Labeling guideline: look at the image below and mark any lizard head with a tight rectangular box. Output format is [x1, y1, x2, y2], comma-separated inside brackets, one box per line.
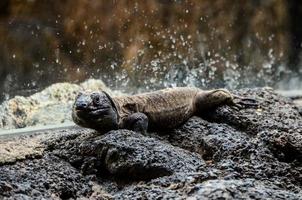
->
[72, 91, 119, 132]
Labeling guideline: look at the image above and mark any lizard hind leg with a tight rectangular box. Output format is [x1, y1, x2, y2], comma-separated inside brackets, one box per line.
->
[193, 89, 235, 113]
[194, 89, 259, 114]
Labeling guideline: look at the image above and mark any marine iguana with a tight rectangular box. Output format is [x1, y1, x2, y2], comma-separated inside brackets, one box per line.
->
[72, 87, 258, 133]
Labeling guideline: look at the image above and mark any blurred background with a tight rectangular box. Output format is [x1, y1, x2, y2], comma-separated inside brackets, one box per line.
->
[0, 0, 302, 102]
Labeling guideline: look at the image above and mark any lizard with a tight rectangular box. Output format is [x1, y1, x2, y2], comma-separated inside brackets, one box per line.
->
[72, 87, 258, 133]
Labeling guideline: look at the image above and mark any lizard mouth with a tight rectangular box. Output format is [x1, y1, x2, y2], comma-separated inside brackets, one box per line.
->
[89, 108, 110, 115]
[75, 107, 110, 117]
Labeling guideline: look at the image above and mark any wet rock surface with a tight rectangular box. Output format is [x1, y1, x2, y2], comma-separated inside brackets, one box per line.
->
[1, 88, 302, 199]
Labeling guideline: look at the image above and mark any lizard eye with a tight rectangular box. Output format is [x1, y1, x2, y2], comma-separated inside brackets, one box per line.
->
[93, 95, 100, 105]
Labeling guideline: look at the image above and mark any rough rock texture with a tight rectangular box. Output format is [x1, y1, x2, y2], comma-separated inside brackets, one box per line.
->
[0, 79, 123, 129]
[0, 133, 44, 165]
[1, 88, 302, 199]
[0, 155, 93, 200]
[50, 130, 204, 180]
[116, 178, 301, 200]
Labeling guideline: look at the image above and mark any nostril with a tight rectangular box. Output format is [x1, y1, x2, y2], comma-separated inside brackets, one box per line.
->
[76, 101, 88, 110]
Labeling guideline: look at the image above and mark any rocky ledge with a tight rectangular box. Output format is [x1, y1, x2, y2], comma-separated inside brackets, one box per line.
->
[0, 88, 302, 199]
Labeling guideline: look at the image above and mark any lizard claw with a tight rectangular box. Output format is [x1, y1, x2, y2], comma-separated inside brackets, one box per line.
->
[231, 95, 259, 109]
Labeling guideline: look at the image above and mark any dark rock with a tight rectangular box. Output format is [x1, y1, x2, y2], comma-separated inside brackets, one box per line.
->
[203, 88, 302, 164]
[0, 154, 93, 199]
[1, 88, 302, 199]
[259, 130, 302, 163]
[204, 88, 302, 133]
[156, 117, 254, 161]
[154, 88, 302, 192]
[186, 179, 302, 200]
[115, 185, 182, 199]
[115, 178, 302, 200]
[50, 130, 205, 181]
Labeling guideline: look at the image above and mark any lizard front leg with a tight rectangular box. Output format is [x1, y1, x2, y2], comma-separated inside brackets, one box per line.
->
[121, 112, 149, 134]
[193, 89, 258, 113]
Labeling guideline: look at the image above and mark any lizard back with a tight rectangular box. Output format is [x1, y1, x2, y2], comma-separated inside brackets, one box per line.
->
[113, 87, 201, 129]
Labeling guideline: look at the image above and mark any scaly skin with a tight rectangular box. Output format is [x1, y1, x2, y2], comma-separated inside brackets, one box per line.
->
[72, 87, 258, 133]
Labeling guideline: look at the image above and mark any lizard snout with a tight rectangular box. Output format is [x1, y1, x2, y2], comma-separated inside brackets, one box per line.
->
[75, 100, 89, 111]
[74, 93, 94, 111]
